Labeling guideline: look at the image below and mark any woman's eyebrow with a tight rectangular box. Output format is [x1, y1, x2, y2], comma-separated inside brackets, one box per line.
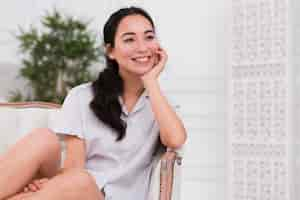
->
[144, 30, 154, 34]
[121, 32, 135, 37]
[121, 30, 154, 37]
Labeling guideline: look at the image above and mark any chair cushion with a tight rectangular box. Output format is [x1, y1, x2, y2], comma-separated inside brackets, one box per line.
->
[0, 107, 57, 154]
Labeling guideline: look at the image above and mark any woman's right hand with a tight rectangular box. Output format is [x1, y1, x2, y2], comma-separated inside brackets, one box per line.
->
[23, 178, 49, 192]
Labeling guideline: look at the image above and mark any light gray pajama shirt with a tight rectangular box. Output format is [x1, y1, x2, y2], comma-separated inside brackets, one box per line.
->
[50, 82, 178, 200]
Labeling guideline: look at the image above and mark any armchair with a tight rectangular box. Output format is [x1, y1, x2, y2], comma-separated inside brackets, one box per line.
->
[0, 102, 183, 200]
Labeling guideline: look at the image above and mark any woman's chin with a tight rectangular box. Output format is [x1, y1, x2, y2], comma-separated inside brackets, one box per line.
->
[134, 65, 153, 74]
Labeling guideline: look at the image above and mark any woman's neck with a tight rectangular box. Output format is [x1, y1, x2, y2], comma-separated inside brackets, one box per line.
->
[123, 80, 144, 99]
[119, 70, 144, 98]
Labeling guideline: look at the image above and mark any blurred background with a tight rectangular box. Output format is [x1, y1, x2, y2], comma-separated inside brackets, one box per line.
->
[0, 0, 227, 199]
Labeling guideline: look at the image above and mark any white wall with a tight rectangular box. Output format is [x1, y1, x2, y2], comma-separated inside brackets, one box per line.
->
[142, 1, 227, 199]
[0, 1, 227, 199]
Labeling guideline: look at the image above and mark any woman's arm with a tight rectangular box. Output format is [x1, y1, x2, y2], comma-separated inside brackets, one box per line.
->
[145, 80, 187, 149]
[142, 47, 187, 149]
[58, 135, 86, 173]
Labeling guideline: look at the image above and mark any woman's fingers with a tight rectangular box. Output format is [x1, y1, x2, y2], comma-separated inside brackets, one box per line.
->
[23, 187, 29, 192]
[23, 178, 50, 193]
[39, 178, 49, 184]
[33, 180, 43, 190]
[28, 183, 38, 192]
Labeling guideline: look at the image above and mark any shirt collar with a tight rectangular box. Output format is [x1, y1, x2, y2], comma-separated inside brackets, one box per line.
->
[118, 89, 149, 116]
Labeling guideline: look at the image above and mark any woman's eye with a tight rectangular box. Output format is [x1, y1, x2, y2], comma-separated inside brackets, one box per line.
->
[124, 38, 134, 43]
[146, 35, 155, 40]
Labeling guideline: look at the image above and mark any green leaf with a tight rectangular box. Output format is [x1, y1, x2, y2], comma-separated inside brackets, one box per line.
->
[13, 8, 104, 103]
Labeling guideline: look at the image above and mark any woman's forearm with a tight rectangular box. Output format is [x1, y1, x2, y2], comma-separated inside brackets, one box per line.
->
[145, 80, 187, 149]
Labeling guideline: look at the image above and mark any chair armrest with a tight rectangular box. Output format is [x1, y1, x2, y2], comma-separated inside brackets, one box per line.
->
[159, 149, 182, 200]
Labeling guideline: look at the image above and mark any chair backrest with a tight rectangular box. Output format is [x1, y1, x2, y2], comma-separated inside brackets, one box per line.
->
[0, 102, 60, 154]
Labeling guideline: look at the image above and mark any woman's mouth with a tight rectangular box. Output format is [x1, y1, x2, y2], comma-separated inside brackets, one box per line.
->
[132, 56, 151, 63]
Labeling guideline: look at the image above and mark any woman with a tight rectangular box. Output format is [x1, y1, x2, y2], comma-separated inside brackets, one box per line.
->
[0, 6, 187, 200]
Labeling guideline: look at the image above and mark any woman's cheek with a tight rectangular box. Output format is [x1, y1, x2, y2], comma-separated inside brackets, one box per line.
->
[120, 45, 134, 55]
[149, 40, 160, 50]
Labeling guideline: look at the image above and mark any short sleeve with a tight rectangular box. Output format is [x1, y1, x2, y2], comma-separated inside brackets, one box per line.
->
[50, 88, 85, 139]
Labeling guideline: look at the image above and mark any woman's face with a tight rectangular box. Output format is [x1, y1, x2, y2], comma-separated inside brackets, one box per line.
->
[107, 14, 160, 78]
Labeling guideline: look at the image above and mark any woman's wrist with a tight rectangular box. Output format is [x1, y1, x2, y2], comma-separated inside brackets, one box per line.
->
[142, 78, 159, 90]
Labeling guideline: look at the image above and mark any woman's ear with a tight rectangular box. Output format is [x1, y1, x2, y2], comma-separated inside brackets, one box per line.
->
[109, 54, 115, 60]
[105, 44, 114, 60]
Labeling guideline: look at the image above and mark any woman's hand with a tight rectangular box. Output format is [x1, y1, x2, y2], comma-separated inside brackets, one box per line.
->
[141, 47, 168, 87]
[23, 178, 49, 193]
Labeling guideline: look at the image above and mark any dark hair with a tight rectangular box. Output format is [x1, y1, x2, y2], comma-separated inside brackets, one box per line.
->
[90, 7, 155, 141]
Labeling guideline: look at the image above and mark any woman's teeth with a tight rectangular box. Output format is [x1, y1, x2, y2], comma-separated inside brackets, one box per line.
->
[133, 56, 150, 63]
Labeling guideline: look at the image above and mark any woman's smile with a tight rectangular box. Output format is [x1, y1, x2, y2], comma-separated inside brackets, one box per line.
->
[131, 55, 152, 64]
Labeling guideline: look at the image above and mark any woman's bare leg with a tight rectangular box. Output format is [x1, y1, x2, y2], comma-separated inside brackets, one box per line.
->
[0, 128, 61, 199]
[6, 168, 105, 200]
[4, 192, 36, 200]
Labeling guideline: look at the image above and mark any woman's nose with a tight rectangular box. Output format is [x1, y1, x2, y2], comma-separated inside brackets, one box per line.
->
[136, 40, 148, 52]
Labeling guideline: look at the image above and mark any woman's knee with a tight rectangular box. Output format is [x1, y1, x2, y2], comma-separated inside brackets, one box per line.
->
[28, 128, 61, 155]
[58, 168, 102, 199]
[64, 168, 97, 189]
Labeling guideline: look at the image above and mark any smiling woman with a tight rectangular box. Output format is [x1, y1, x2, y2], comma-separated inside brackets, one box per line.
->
[105, 14, 160, 77]
[0, 6, 186, 200]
